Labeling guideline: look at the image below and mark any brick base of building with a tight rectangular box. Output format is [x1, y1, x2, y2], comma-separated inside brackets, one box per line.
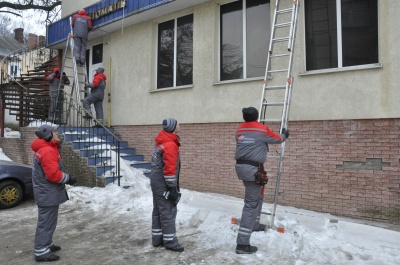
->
[0, 127, 100, 188]
[1, 119, 399, 223]
[114, 119, 400, 224]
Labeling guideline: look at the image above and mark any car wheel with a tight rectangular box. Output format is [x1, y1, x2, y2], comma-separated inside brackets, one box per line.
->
[0, 180, 23, 209]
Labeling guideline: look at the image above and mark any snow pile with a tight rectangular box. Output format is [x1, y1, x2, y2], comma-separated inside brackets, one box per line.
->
[62, 165, 400, 265]
[1, 137, 399, 264]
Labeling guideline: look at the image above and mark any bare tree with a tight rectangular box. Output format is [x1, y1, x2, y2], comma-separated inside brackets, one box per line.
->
[0, 14, 15, 36]
[0, 0, 61, 24]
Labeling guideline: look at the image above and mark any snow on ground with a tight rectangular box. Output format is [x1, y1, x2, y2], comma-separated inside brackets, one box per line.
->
[0, 145, 399, 264]
[64, 168, 400, 265]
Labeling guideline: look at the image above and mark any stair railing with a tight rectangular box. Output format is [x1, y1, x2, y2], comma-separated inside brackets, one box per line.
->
[3, 78, 123, 186]
[56, 88, 122, 186]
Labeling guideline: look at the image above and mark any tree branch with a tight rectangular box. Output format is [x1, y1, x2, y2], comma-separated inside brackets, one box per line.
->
[0, 10, 22, 17]
[0, 1, 61, 12]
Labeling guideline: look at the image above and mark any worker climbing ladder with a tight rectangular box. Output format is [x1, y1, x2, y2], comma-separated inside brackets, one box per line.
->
[259, 0, 300, 229]
[55, 17, 90, 126]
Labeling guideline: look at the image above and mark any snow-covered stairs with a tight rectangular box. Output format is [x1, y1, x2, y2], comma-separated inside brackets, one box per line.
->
[59, 126, 151, 185]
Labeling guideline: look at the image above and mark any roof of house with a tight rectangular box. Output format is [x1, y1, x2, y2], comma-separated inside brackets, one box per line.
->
[0, 35, 26, 58]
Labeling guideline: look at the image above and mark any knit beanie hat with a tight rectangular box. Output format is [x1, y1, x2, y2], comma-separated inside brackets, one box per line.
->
[35, 124, 57, 142]
[242, 107, 259, 122]
[96, 67, 105, 73]
[162, 118, 177, 133]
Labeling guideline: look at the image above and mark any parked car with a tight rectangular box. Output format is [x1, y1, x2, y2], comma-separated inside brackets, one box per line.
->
[0, 160, 33, 209]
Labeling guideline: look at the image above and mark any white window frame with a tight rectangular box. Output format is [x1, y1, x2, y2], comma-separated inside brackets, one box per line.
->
[218, 0, 271, 82]
[303, 0, 380, 74]
[155, 14, 194, 89]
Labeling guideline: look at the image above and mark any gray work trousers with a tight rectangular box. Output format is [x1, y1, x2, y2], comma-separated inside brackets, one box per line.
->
[151, 194, 179, 248]
[236, 181, 264, 245]
[34, 205, 59, 259]
[73, 37, 87, 64]
[48, 89, 64, 122]
[82, 87, 104, 124]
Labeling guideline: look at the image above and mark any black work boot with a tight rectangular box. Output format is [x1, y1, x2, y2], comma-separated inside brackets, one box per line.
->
[165, 244, 184, 252]
[152, 242, 164, 247]
[236, 244, 258, 254]
[49, 245, 61, 252]
[35, 253, 60, 262]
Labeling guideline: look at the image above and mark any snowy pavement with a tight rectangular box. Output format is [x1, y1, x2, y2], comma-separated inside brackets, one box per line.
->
[0, 149, 399, 264]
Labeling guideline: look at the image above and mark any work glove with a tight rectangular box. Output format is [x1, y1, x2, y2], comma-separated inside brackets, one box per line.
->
[55, 70, 60, 75]
[163, 187, 181, 205]
[281, 128, 289, 139]
[67, 175, 77, 186]
[62, 72, 66, 76]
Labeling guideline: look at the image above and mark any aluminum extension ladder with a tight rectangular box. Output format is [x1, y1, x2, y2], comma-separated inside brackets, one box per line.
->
[57, 17, 90, 125]
[258, 0, 300, 229]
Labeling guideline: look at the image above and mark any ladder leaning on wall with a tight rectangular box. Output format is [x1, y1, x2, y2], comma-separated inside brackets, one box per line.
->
[259, 0, 300, 229]
[55, 17, 90, 126]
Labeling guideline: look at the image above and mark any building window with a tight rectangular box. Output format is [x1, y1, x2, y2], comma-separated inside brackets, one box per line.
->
[220, 0, 270, 81]
[92, 43, 103, 65]
[305, 0, 378, 71]
[157, 14, 193, 89]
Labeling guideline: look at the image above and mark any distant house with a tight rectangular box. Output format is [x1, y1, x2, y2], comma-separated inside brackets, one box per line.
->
[0, 28, 49, 125]
[0, 28, 26, 82]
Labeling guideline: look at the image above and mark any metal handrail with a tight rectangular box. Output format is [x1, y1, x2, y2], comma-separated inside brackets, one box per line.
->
[4, 77, 123, 186]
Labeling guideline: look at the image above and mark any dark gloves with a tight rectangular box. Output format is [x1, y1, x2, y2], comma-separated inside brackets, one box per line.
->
[67, 175, 77, 186]
[281, 128, 289, 139]
[62, 72, 66, 76]
[55, 70, 60, 75]
[163, 187, 181, 205]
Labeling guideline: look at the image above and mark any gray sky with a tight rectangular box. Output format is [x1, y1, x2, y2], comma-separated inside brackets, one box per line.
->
[5, 8, 57, 36]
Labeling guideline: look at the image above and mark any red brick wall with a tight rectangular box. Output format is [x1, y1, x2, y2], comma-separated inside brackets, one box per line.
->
[1, 120, 398, 223]
[115, 119, 400, 223]
[0, 127, 100, 187]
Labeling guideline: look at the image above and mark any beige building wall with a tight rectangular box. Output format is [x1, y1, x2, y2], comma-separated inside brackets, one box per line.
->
[63, 0, 400, 126]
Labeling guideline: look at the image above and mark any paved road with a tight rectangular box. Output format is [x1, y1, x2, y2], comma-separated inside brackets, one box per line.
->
[0, 199, 210, 265]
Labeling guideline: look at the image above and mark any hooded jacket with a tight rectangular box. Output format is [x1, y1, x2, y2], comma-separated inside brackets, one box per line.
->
[150, 130, 181, 196]
[235, 121, 286, 181]
[31, 138, 71, 207]
[87, 72, 107, 91]
[71, 10, 93, 39]
[46, 67, 70, 92]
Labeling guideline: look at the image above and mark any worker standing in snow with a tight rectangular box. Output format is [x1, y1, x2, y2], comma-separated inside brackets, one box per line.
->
[150, 118, 184, 252]
[31, 124, 77, 262]
[234, 107, 288, 254]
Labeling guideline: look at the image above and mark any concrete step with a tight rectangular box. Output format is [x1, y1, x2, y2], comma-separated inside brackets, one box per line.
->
[130, 161, 151, 170]
[87, 156, 111, 166]
[58, 126, 115, 135]
[120, 154, 144, 162]
[80, 148, 136, 157]
[71, 140, 128, 150]
[64, 133, 121, 142]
